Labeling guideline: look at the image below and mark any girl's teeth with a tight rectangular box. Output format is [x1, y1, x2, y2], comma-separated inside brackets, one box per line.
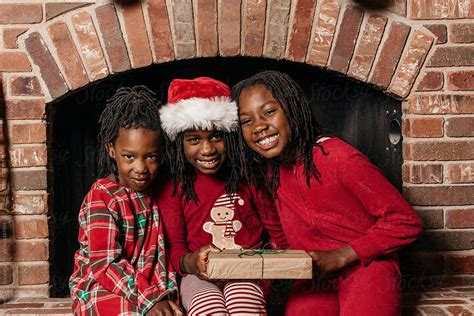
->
[199, 159, 216, 165]
[258, 135, 278, 145]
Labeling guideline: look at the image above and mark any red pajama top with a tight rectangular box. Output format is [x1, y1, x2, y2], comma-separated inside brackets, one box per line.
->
[276, 138, 423, 266]
[157, 172, 288, 275]
[69, 178, 178, 315]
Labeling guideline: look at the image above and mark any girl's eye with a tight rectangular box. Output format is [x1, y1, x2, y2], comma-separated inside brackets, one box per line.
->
[211, 133, 223, 141]
[240, 119, 251, 126]
[123, 154, 133, 160]
[147, 154, 159, 161]
[186, 137, 199, 144]
[264, 109, 276, 116]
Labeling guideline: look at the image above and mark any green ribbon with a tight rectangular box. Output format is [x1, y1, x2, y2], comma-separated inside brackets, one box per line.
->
[237, 244, 287, 279]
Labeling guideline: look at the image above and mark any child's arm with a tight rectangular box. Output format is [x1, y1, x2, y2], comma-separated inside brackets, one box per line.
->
[337, 151, 423, 267]
[249, 186, 289, 249]
[146, 300, 182, 316]
[83, 189, 175, 314]
[180, 244, 219, 279]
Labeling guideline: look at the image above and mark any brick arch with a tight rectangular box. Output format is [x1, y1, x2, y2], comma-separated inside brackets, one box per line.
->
[18, 0, 435, 103]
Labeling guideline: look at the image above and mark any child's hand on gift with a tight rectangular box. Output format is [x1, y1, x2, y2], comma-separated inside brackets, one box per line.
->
[307, 245, 359, 276]
[146, 299, 182, 316]
[181, 244, 220, 279]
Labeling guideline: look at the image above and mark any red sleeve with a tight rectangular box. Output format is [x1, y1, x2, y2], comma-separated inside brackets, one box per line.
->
[339, 152, 423, 266]
[84, 189, 168, 312]
[249, 185, 289, 250]
[158, 181, 190, 275]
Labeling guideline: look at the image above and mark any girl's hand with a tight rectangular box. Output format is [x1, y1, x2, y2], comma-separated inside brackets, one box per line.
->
[146, 300, 182, 316]
[181, 244, 220, 279]
[307, 245, 359, 276]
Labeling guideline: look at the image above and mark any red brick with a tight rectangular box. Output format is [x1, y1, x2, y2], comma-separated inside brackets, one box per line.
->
[218, 0, 241, 57]
[0, 4, 42, 24]
[409, 0, 474, 19]
[388, 30, 434, 98]
[414, 208, 443, 229]
[387, 0, 407, 16]
[14, 216, 48, 239]
[5, 99, 45, 120]
[0, 52, 31, 72]
[416, 71, 443, 91]
[403, 186, 474, 206]
[96, 4, 131, 73]
[328, 6, 363, 73]
[447, 255, 474, 274]
[446, 117, 474, 137]
[11, 169, 47, 191]
[369, 22, 410, 89]
[404, 140, 474, 161]
[348, 13, 387, 82]
[14, 240, 48, 261]
[424, 24, 447, 44]
[12, 193, 48, 215]
[446, 208, 474, 228]
[9, 145, 47, 168]
[286, 0, 317, 62]
[402, 163, 443, 184]
[45, 2, 91, 21]
[10, 76, 43, 97]
[120, 2, 153, 68]
[447, 306, 474, 315]
[446, 163, 474, 184]
[0, 240, 13, 262]
[9, 122, 46, 144]
[306, 0, 341, 67]
[167, 0, 195, 59]
[48, 21, 89, 90]
[194, 0, 218, 57]
[3, 27, 28, 49]
[71, 11, 109, 81]
[263, 0, 291, 59]
[241, 0, 266, 57]
[24, 32, 69, 100]
[145, 0, 175, 62]
[450, 23, 474, 44]
[428, 47, 474, 67]
[402, 117, 443, 138]
[18, 263, 49, 285]
[407, 95, 474, 114]
[448, 70, 474, 90]
[0, 265, 12, 285]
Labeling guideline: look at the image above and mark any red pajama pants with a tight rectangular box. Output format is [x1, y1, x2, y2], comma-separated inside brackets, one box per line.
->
[285, 258, 401, 316]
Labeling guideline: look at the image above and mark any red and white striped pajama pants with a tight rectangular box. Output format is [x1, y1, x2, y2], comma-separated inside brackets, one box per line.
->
[180, 274, 266, 315]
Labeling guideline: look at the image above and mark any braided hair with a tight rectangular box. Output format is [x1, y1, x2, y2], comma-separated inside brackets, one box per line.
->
[163, 131, 242, 203]
[232, 70, 330, 195]
[97, 86, 162, 178]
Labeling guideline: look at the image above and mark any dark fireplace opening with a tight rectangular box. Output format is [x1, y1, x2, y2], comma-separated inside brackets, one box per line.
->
[48, 57, 402, 297]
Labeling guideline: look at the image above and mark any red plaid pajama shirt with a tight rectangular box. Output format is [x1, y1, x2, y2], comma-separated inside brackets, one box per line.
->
[69, 178, 178, 315]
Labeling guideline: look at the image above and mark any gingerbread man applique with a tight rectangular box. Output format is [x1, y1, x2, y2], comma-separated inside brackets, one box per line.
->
[203, 193, 244, 250]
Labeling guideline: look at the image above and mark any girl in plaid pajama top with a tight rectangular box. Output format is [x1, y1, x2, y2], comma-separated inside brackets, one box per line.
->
[69, 87, 181, 316]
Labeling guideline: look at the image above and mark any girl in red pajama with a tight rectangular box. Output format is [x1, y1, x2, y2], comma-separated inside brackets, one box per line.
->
[157, 77, 288, 315]
[233, 71, 423, 316]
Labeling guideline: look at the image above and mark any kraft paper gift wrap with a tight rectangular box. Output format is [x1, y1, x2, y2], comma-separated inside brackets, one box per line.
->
[207, 249, 312, 279]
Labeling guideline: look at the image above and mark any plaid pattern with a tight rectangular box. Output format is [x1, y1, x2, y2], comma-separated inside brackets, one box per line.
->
[69, 178, 177, 315]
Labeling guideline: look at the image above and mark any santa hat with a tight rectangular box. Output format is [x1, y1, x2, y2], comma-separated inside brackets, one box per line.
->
[159, 77, 238, 140]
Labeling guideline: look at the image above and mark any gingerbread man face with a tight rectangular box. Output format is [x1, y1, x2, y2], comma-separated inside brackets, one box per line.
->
[210, 206, 235, 222]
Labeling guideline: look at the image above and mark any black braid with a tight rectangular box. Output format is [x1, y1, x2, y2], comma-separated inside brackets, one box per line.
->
[98, 86, 162, 178]
[232, 71, 330, 196]
[164, 131, 242, 203]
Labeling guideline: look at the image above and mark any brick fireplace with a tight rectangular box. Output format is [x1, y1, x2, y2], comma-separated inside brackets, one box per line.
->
[0, 0, 473, 313]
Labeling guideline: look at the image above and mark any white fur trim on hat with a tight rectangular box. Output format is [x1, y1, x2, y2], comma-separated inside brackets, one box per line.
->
[159, 96, 238, 140]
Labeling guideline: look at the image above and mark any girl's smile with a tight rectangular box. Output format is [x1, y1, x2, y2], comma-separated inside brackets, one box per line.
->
[183, 129, 225, 174]
[238, 85, 291, 159]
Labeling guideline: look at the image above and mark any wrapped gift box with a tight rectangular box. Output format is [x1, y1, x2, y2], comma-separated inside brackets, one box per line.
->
[207, 249, 312, 279]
